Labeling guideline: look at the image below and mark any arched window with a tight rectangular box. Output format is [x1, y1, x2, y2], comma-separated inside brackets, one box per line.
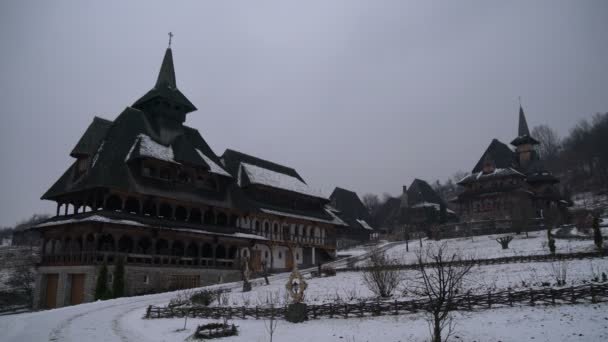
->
[228, 246, 238, 259]
[142, 199, 157, 217]
[273, 223, 279, 237]
[202, 243, 213, 258]
[97, 234, 115, 252]
[105, 195, 122, 211]
[175, 206, 188, 221]
[255, 220, 260, 233]
[217, 213, 228, 226]
[186, 242, 198, 258]
[155, 239, 169, 255]
[159, 203, 173, 219]
[189, 208, 202, 223]
[204, 210, 215, 224]
[118, 235, 134, 253]
[171, 241, 184, 256]
[215, 245, 226, 259]
[137, 237, 152, 254]
[124, 197, 140, 214]
[264, 222, 270, 236]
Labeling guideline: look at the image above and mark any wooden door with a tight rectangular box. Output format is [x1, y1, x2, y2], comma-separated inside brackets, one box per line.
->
[45, 274, 59, 309]
[251, 250, 262, 272]
[285, 249, 294, 270]
[70, 274, 86, 305]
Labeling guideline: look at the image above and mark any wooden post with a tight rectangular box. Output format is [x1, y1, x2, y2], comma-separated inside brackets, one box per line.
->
[488, 291, 492, 308]
[508, 290, 513, 306]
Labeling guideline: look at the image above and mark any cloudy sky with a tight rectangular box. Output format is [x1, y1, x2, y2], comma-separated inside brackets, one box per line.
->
[0, 1, 607, 226]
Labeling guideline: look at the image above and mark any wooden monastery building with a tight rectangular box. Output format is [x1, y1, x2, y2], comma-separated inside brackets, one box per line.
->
[328, 187, 378, 248]
[449, 106, 565, 235]
[31, 45, 346, 309]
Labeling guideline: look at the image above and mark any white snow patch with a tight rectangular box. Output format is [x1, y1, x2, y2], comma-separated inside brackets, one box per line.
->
[239, 162, 325, 199]
[195, 149, 231, 177]
[125, 134, 178, 164]
[356, 219, 374, 230]
[259, 208, 347, 226]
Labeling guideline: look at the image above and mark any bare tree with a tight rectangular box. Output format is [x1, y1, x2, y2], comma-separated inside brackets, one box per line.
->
[532, 125, 561, 161]
[496, 236, 513, 249]
[361, 193, 380, 216]
[411, 243, 473, 342]
[362, 250, 401, 298]
[263, 292, 279, 342]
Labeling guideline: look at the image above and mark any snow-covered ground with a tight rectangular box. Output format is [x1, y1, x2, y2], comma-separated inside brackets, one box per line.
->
[3, 291, 605, 342]
[2, 237, 607, 341]
[377, 230, 605, 266]
[125, 303, 608, 342]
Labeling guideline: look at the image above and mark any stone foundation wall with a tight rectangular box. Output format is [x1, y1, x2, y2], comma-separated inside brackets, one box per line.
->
[34, 265, 241, 309]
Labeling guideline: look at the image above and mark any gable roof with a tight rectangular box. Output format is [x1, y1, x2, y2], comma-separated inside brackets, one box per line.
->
[407, 179, 445, 207]
[70, 117, 112, 157]
[472, 139, 517, 173]
[329, 187, 369, 221]
[221, 149, 304, 181]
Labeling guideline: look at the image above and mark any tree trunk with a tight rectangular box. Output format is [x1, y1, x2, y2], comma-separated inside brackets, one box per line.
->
[433, 316, 442, 342]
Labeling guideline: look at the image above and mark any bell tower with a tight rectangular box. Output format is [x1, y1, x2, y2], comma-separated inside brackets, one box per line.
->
[510, 105, 539, 169]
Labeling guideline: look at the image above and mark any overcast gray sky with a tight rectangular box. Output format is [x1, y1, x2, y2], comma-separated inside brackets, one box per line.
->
[0, 0, 607, 227]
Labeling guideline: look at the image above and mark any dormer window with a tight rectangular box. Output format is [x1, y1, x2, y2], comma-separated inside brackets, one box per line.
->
[142, 165, 156, 177]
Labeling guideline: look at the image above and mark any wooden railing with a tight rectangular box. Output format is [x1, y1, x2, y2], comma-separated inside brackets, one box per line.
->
[41, 252, 238, 269]
[145, 283, 608, 320]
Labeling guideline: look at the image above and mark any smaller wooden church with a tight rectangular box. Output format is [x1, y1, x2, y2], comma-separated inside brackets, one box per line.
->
[31, 44, 346, 309]
[452, 106, 564, 230]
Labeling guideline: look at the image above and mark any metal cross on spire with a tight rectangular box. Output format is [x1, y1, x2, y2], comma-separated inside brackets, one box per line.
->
[168, 32, 173, 48]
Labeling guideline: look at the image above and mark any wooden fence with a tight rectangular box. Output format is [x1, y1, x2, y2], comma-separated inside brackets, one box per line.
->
[338, 250, 608, 273]
[145, 283, 608, 321]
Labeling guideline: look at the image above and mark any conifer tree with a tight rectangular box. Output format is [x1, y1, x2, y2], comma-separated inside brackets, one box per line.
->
[95, 260, 111, 300]
[113, 257, 125, 298]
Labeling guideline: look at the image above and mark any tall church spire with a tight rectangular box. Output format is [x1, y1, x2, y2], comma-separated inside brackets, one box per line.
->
[518, 105, 531, 137]
[511, 104, 538, 147]
[155, 48, 177, 89]
[132, 40, 197, 120]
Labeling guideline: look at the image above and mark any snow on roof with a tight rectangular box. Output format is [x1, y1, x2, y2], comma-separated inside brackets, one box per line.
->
[34, 215, 268, 241]
[259, 208, 348, 226]
[411, 202, 441, 210]
[459, 168, 524, 183]
[240, 162, 326, 199]
[356, 219, 374, 230]
[410, 202, 456, 214]
[125, 134, 179, 164]
[196, 149, 231, 177]
[91, 141, 105, 168]
[34, 215, 146, 228]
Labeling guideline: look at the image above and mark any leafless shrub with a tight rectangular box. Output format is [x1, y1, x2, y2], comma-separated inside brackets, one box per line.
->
[411, 243, 473, 342]
[496, 236, 513, 249]
[362, 250, 401, 298]
[343, 285, 361, 302]
[263, 292, 279, 342]
[551, 260, 568, 286]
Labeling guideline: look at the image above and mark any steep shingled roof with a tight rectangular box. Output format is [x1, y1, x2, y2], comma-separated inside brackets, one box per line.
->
[472, 139, 518, 173]
[132, 48, 196, 114]
[407, 179, 445, 207]
[70, 117, 112, 157]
